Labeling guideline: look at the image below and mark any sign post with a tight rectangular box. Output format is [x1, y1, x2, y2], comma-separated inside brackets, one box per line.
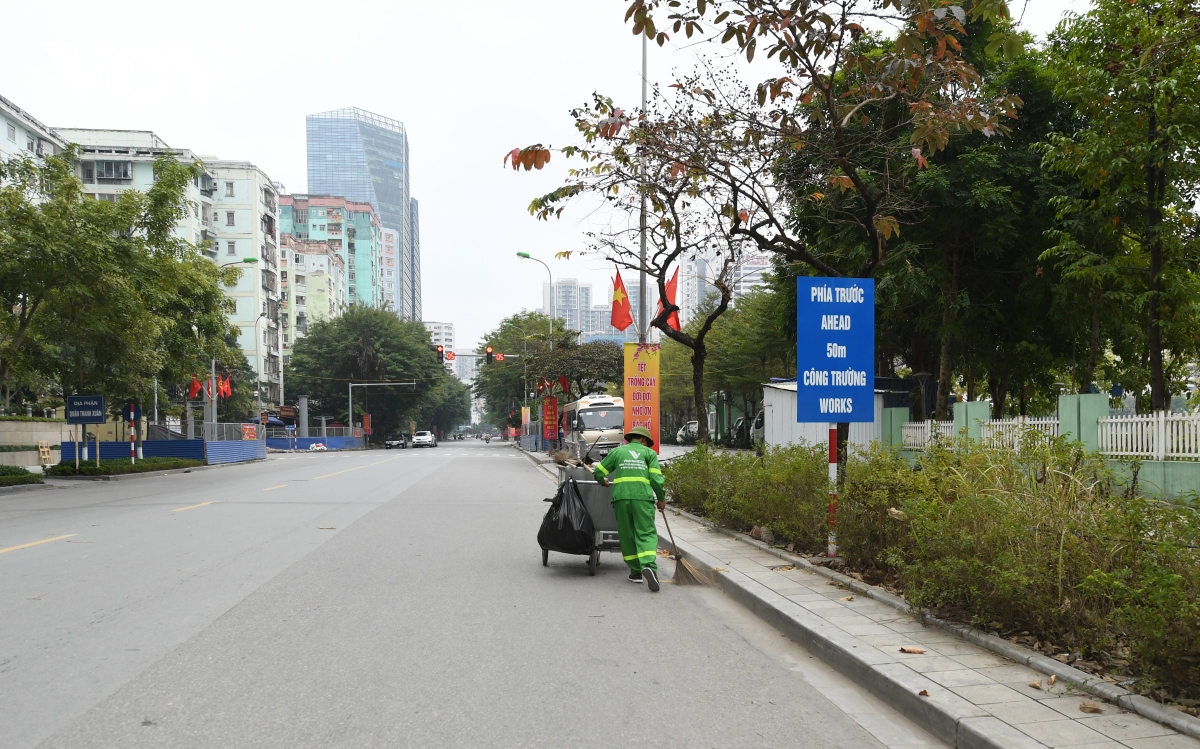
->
[66, 396, 106, 473]
[796, 278, 875, 557]
[542, 397, 558, 448]
[623, 343, 661, 453]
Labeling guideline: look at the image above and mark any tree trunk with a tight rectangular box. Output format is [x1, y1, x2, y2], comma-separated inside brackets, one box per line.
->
[935, 246, 959, 420]
[691, 345, 708, 444]
[1085, 292, 1100, 390]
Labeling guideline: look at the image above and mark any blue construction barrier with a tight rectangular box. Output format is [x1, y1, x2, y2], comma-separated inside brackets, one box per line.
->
[205, 440, 266, 464]
[61, 440, 206, 462]
[265, 436, 364, 451]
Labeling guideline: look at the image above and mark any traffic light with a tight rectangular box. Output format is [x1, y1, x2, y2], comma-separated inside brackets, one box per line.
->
[436, 345, 444, 363]
[486, 345, 494, 364]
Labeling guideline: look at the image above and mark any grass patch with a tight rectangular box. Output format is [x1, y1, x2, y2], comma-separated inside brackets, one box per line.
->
[664, 438, 1200, 701]
[0, 465, 43, 486]
[45, 457, 203, 477]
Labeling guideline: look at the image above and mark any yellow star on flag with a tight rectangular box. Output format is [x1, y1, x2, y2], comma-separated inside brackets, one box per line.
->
[613, 286, 627, 305]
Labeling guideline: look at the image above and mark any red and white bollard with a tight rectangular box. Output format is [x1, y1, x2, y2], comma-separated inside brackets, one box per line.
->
[828, 423, 838, 558]
[129, 404, 136, 465]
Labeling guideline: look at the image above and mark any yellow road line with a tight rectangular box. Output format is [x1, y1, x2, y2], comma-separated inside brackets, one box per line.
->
[172, 501, 213, 513]
[313, 455, 402, 481]
[263, 484, 286, 491]
[0, 534, 77, 555]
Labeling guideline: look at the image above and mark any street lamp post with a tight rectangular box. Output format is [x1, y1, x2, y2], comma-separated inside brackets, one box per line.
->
[516, 252, 553, 350]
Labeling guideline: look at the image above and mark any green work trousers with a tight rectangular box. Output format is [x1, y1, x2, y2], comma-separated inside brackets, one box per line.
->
[614, 499, 658, 573]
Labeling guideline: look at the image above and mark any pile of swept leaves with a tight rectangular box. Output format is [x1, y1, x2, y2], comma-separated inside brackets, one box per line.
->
[664, 438, 1200, 701]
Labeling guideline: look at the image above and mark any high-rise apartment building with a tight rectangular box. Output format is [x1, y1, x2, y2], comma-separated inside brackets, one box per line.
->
[279, 195, 383, 309]
[50, 128, 285, 405]
[423, 322, 455, 372]
[280, 235, 347, 366]
[732, 252, 772, 301]
[306, 107, 421, 319]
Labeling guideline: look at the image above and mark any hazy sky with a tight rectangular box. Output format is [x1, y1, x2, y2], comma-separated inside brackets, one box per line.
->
[3, 0, 1088, 350]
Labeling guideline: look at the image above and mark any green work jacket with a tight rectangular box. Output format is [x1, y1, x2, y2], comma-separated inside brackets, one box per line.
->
[592, 441, 665, 503]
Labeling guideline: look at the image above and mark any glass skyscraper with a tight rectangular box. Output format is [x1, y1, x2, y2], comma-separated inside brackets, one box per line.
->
[307, 107, 421, 319]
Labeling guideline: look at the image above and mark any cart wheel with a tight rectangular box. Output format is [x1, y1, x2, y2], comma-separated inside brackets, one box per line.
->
[542, 548, 549, 567]
[587, 551, 598, 576]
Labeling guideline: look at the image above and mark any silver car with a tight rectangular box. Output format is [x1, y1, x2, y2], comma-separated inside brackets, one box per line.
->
[411, 430, 438, 448]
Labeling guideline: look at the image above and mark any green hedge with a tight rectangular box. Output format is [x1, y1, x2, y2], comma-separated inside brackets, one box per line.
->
[0, 465, 43, 486]
[0, 444, 60, 452]
[664, 439, 1200, 697]
[0, 415, 64, 422]
[45, 457, 203, 477]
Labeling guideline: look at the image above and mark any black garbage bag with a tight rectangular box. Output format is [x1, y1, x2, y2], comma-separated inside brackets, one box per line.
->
[538, 479, 595, 555]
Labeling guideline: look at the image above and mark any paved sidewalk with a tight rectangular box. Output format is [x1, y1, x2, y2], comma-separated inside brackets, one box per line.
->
[656, 511, 1200, 749]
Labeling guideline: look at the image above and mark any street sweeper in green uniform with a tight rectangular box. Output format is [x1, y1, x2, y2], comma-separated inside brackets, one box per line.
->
[587, 426, 665, 592]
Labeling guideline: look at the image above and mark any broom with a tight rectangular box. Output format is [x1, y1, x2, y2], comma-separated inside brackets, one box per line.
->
[659, 504, 710, 585]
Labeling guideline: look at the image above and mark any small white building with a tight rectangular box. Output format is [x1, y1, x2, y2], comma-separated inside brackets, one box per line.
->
[761, 381, 884, 449]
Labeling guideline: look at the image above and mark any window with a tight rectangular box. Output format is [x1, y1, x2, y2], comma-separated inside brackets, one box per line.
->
[281, 271, 287, 280]
[226, 241, 236, 255]
[225, 182, 235, 197]
[95, 161, 132, 183]
[226, 211, 235, 226]
[81, 162, 95, 183]
[6, 123, 14, 141]
[26, 136, 35, 151]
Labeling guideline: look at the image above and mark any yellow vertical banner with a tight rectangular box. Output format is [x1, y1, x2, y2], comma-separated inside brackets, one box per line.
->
[521, 407, 530, 425]
[623, 343, 661, 454]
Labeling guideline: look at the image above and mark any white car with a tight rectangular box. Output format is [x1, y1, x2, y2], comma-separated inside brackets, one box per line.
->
[411, 431, 438, 448]
[676, 421, 698, 443]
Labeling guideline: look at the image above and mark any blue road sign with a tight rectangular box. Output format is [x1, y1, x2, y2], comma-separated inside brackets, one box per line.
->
[65, 395, 106, 424]
[285, 424, 296, 431]
[796, 278, 875, 423]
[124, 401, 142, 422]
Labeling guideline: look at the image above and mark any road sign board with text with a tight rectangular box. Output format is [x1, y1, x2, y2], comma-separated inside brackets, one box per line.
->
[796, 278, 875, 423]
[66, 396, 106, 424]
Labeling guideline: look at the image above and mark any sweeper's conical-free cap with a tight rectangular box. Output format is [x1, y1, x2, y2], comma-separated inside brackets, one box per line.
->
[625, 426, 655, 447]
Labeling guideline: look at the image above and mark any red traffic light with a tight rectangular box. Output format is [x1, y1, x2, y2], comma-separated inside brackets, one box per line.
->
[436, 345, 444, 363]
[485, 345, 494, 364]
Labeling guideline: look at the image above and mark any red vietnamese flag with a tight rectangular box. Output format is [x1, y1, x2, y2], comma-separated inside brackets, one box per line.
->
[188, 377, 202, 400]
[655, 267, 681, 331]
[611, 270, 634, 331]
[558, 376, 570, 395]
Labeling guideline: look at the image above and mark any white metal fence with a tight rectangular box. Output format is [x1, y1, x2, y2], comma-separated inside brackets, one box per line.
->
[979, 416, 1060, 450]
[1098, 411, 1200, 461]
[901, 420, 954, 450]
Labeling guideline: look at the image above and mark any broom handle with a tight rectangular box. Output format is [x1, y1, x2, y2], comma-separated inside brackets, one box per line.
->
[659, 505, 681, 559]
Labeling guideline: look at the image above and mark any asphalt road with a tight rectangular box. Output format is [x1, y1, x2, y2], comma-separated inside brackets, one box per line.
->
[1, 441, 939, 748]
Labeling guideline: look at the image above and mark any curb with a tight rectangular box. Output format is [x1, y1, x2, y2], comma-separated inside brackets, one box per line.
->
[514, 446, 560, 482]
[670, 507, 1200, 742]
[657, 530, 1041, 749]
[0, 482, 55, 496]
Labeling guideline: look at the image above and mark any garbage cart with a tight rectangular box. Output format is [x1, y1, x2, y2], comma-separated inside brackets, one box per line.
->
[539, 464, 620, 575]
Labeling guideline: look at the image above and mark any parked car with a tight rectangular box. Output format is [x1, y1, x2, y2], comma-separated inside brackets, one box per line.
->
[676, 420, 699, 444]
[411, 430, 438, 448]
[750, 409, 765, 443]
[384, 434, 408, 449]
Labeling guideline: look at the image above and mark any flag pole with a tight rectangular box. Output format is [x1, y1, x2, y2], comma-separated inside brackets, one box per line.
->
[638, 31, 648, 345]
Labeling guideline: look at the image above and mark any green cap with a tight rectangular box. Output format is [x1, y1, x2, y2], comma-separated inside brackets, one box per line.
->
[625, 426, 655, 447]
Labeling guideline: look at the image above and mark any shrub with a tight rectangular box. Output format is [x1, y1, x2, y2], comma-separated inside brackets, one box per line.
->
[664, 435, 1200, 696]
[0, 465, 43, 486]
[45, 457, 203, 476]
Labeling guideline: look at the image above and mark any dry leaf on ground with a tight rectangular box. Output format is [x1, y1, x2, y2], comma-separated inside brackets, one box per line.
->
[899, 647, 927, 654]
[918, 690, 930, 697]
[1049, 675, 1057, 686]
[1029, 681, 1042, 690]
[840, 596, 855, 601]
[1079, 701, 1104, 714]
